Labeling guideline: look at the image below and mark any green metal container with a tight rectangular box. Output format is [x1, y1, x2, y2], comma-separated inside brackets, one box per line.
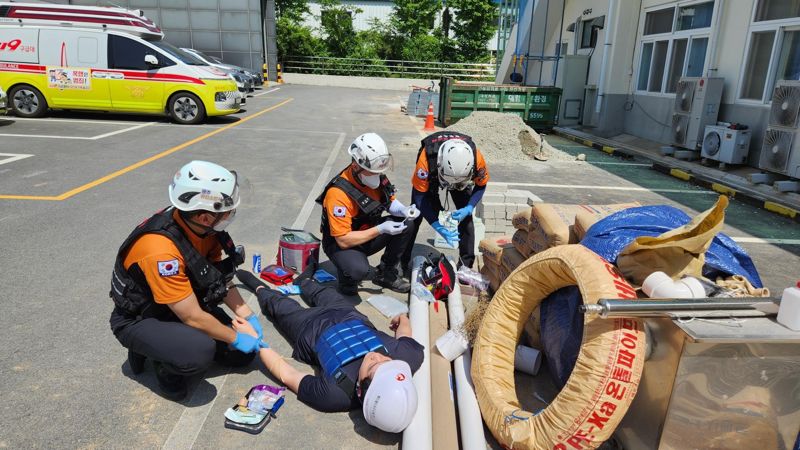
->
[438, 77, 562, 130]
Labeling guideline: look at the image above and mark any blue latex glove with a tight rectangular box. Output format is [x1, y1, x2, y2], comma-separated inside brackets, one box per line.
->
[451, 205, 474, 223]
[431, 222, 460, 247]
[246, 314, 264, 340]
[232, 332, 262, 354]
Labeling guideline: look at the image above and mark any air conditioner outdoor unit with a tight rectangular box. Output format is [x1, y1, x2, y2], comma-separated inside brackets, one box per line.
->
[758, 80, 800, 179]
[671, 77, 724, 150]
[701, 125, 751, 165]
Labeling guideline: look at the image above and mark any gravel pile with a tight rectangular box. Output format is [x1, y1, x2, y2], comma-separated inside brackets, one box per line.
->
[445, 111, 573, 162]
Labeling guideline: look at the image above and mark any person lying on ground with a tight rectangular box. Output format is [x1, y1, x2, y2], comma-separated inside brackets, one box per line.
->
[236, 269, 422, 433]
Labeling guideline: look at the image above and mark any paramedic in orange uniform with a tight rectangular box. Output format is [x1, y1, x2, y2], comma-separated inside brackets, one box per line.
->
[400, 132, 489, 273]
[109, 161, 264, 401]
[316, 133, 418, 295]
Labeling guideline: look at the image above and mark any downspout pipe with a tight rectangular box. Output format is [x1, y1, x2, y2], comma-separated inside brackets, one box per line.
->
[402, 256, 432, 450]
[595, 0, 616, 114]
[705, 0, 724, 78]
[447, 281, 486, 450]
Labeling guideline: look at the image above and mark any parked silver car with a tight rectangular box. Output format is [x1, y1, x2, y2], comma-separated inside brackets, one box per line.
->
[0, 86, 7, 115]
[181, 48, 257, 93]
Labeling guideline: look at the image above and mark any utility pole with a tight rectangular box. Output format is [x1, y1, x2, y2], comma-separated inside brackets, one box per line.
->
[262, 0, 278, 82]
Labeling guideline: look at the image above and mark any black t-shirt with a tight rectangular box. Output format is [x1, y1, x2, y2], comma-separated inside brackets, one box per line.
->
[293, 309, 424, 413]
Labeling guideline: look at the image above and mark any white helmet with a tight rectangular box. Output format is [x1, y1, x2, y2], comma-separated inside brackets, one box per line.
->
[348, 133, 393, 173]
[437, 139, 474, 190]
[362, 360, 418, 433]
[168, 161, 240, 213]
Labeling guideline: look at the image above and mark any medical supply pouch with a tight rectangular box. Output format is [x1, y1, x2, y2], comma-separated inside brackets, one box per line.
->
[420, 255, 456, 300]
[260, 264, 295, 285]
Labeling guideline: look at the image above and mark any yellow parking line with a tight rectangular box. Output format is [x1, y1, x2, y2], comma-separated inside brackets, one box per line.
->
[0, 98, 294, 201]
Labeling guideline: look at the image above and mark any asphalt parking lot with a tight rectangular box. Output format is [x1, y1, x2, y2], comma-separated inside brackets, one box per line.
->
[1, 83, 798, 449]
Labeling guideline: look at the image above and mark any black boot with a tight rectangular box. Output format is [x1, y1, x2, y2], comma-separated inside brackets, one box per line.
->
[128, 350, 146, 375]
[373, 268, 411, 294]
[153, 361, 188, 401]
[293, 256, 318, 285]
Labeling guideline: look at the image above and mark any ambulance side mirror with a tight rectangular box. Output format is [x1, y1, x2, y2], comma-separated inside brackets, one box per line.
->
[144, 54, 159, 68]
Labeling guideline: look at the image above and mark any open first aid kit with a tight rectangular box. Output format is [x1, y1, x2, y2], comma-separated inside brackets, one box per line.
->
[277, 228, 320, 272]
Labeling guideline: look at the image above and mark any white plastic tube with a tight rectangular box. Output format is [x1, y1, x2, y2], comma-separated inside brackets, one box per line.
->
[402, 256, 432, 450]
[447, 282, 486, 450]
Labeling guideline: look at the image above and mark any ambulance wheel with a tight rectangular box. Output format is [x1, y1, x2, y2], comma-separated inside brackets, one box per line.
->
[168, 92, 206, 125]
[9, 85, 47, 118]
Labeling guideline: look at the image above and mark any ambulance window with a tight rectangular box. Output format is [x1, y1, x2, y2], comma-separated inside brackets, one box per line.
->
[78, 37, 98, 65]
[108, 35, 172, 70]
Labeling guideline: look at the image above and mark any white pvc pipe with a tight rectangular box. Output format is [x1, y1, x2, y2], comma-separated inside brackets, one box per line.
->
[641, 272, 705, 299]
[447, 282, 486, 450]
[595, 0, 617, 114]
[402, 256, 432, 450]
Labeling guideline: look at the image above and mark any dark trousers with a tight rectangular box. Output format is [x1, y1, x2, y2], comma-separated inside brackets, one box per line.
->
[322, 218, 414, 289]
[400, 189, 475, 270]
[112, 306, 255, 376]
[256, 280, 363, 365]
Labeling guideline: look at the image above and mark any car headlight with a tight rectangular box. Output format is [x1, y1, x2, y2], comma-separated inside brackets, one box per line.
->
[215, 92, 227, 102]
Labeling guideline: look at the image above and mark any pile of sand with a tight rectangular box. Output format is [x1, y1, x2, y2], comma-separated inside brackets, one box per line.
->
[446, 111, 573, 163]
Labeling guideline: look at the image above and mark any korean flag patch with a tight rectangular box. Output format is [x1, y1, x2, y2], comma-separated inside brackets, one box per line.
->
[417, 168, 428, 180]
[332, 206, 347, 218]
[158, 259, 180, 277]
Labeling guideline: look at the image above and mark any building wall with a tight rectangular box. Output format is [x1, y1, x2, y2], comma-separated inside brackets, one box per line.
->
[54, 0, 264, 71]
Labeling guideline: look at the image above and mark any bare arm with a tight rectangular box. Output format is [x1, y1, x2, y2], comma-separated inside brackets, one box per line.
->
[169, 293, 237, 343]
[232, 318, 309, 393]
[390, 313, 412, 339]
[334, 227, 380, 249]
[222, 286, 255, 319]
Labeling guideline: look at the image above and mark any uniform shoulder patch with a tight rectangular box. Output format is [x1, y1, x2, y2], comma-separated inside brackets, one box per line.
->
[332, 205, 347, 217]
[417, 168, 428, 180]
[157, 259, 180, 277]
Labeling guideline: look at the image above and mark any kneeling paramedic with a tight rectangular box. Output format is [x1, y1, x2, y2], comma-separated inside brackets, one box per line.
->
[317, 133, 418, 295]
[237, 270, 422, 433]
[400, 132, 490, 271]
[109, 161, 266, 401]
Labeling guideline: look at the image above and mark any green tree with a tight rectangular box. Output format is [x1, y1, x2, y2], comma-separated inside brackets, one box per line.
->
[319, 0, 360, 57]
[276, 16, 326, 59]
[449, 0, 498, 62]
[276, 0, 310, 23]
[391, 0, 440, 38]
[401, 33, 440, 62]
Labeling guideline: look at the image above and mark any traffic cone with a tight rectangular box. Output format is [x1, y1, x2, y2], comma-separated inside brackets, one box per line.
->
[423, 101, 435, 131]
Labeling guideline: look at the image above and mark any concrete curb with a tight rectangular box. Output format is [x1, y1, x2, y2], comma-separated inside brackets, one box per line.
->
[553, 127, 800, 223]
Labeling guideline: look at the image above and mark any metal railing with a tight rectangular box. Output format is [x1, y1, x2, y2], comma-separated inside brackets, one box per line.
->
[282, 56, 496, 81]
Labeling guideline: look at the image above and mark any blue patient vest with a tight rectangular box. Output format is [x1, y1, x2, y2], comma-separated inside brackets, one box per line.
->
[314, 320, 387, 396]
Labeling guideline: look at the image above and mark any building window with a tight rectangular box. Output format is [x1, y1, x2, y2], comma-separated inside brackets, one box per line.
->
[677, 2, 714, 30]
[754, 0, 800, 22]
[644, 7, 674, 35]
[580, 19, 597, 48]
[739, 0, 800, 102]
[637, 1, 715, 94]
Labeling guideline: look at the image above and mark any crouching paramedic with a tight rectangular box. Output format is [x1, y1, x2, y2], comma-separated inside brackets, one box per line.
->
[237, 270, 422, 433]
[109, 161, 265, 401]
[400, 132, 490, 271]
[316, 133, 418, 295]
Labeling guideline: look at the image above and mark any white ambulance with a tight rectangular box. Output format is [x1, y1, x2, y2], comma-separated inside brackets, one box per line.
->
[0, 2, 241, 124]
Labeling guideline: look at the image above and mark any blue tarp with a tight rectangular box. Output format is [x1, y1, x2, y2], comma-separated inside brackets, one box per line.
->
[539, 205, 763, 387]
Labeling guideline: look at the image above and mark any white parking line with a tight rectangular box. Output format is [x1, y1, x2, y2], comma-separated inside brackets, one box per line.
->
[730, 237, 800, 245]
[0, 153, 33, 166]
[0, 121, 156, 140]
[490, 181, 715, 194]
[291, 132, 347, 229]
[252, 87, 281, 97]
[584, 161, 653, 167]
[8, 116, 155, 125]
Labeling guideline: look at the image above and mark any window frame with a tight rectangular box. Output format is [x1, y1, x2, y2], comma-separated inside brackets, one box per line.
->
[737, 3, 800, 105]
[634, 0, 716, 96]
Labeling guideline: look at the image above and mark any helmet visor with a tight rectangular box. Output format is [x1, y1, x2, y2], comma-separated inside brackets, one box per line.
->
[439, 172, 471, 190]
[359, 153, 393, 173]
